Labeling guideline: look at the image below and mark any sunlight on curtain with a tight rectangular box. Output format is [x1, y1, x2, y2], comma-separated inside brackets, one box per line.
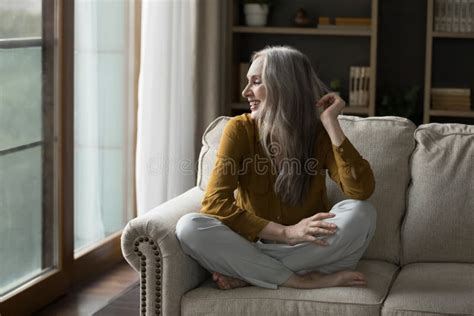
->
[74, 0, 135, 253]
[136, 0, 196, 215]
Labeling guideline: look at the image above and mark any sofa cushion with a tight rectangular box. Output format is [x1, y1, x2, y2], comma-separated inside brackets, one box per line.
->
[325, 116, 416, 265]
[197, 116, 231, 191]
[402, 123, 474, 265]
[382, 263, 474, 316]
[181, 260, 398, 316]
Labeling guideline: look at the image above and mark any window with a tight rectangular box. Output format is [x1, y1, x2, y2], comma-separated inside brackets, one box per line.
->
[0, 0, 139, 313]
[0, 0, 57, 297]
[73, 0, 135, 255]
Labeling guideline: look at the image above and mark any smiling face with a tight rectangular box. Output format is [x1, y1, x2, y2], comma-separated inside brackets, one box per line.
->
[241, 56, 266, 119]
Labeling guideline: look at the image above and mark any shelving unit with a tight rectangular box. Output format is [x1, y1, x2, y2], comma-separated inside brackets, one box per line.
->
[226, 0, 378, 117]
[423, 0, 474, 123]
[232, 26, 372, 37]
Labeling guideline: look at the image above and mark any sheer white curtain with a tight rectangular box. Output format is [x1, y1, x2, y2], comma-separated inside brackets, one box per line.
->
[74, 0, 136, 249]
[136, 0, 197, 215]
[74, 0, 106, 246]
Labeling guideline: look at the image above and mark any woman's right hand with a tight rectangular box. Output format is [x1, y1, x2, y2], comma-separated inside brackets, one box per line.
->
[283, 212, 338, 246]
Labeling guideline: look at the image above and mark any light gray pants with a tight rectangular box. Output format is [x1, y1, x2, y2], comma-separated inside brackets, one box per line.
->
[175, 199, 376, 289]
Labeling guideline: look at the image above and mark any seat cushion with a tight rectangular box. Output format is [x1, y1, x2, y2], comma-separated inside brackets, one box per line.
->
[181, 260, 398, 316]
[382, 263, 474, 316]
[402, 123, 474, 264]
[325, 116, 416, 264]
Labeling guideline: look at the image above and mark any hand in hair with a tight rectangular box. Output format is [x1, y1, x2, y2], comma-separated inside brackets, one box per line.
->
[283, 212, 338, 246]
[316, 93, 346, 123]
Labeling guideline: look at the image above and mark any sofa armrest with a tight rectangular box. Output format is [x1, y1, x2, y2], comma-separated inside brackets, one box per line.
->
[121, 186, 208, 316]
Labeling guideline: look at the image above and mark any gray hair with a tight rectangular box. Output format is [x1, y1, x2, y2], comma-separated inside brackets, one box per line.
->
[251, 46, 329, 207]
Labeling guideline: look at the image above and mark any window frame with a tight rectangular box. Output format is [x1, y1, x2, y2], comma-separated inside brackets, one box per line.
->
[0, 0, 140, 314]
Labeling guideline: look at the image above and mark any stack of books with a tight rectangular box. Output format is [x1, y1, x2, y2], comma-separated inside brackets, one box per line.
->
[349, 66, 370, 107]
[335, 17, 371, 27]
[431, 88, 471, 111]
[434, 0, 474, 32]
[318, 17, 371, 30]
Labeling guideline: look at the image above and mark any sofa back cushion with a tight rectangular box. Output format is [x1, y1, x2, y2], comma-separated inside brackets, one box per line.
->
[402, 123, 474, 265]
[197, 116, 231, 191]
[324, 116, 416, 264]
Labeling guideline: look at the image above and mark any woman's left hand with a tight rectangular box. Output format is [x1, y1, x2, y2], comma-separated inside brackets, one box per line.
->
[316, 93, 346, 123]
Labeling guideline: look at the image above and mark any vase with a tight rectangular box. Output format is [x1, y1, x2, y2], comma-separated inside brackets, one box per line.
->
[244, 4, 269, 26]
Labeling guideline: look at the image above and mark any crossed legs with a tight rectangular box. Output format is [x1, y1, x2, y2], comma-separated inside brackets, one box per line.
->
[175, 199, 376, 290]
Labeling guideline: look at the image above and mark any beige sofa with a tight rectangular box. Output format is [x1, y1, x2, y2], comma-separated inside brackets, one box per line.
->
[121, 115, 474, 316]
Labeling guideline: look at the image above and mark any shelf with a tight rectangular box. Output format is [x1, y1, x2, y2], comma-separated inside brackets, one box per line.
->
[432, 32, 474, 39]
[429, 110, 474, 118]
[232, 26, 372, 37]
[424, 0, 474, 123]
[228, 0, 378, 117]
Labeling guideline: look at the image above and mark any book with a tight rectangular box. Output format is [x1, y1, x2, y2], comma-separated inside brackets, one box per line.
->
[335, 17, 371, 26]
[317, 24, 371, 31]
[439, 0, 449, 31]
[335, 17, 371, 23]
[470, 0, 474, 32]
[435, 0, 441, 31]
[317, 17, 371, 29]
[432, 100, 471, 106]
[432, 102, 471, 110]
[431, 87, 471, 96]
[349, 66, 370, 107]
[453, 0, 460, 32]
[440, 0, 446, 31]
[466, 0, 470, 32]
[364, 67, 370, 105]
[432, 99, 471, 104]
[349, 67, 355, 105]
[431, 92, 470, 97]
[357, 67, 369, 104]
[466, 0, 471, 32]
[434, 0, 474, 32]
[318, 16, 331, 25]
[460, 0, 468, 32]
[446, 0, 453, 31]
[431, 86, 472, 111]
[431, 95, 470, 101]
[357, 67, 363, 105]
[335, 21, 371, 26]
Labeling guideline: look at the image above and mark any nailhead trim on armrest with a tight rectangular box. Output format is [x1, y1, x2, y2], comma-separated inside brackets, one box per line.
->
[134, 236, 162, 315]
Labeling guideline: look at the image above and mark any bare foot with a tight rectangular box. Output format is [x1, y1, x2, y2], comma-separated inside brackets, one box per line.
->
[212, 272, 250, 290]
[282, 270, 367, 289]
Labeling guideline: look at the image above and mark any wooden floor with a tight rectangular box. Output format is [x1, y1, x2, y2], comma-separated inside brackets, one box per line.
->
[34, 260, 139, 316]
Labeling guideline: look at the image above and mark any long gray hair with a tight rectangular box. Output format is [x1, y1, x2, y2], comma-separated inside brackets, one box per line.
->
[251, 46, 329, 207]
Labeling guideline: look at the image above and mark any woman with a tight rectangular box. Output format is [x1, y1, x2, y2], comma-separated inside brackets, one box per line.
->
[175, 46, 376, 290]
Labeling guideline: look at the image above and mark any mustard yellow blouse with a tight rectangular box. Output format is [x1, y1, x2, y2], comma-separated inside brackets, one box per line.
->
[200, 113, 375, 242]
